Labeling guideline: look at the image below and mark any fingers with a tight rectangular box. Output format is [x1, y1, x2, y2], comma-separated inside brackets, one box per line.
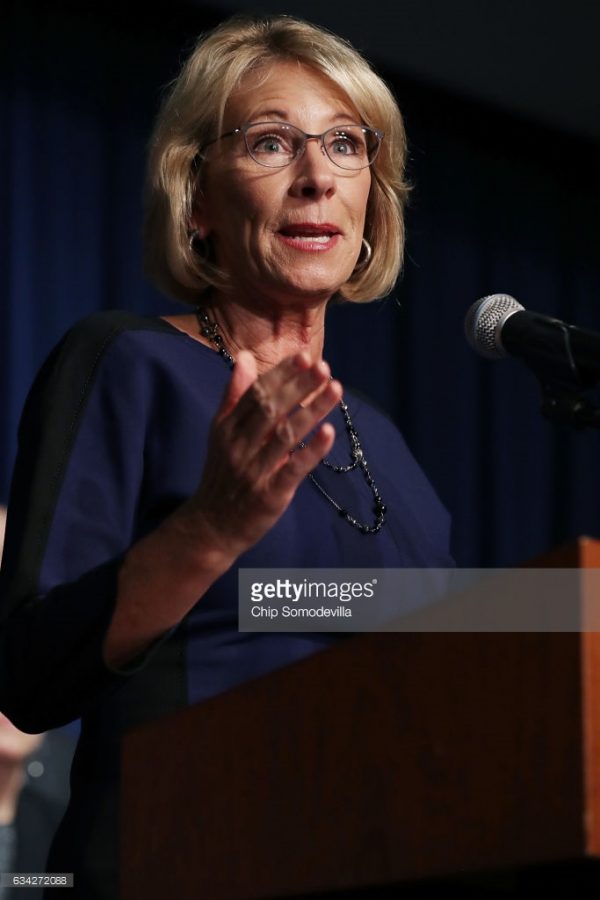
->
[228, 354, 333, 452]
[271, 422, 336, 493]
[195, 352, 344, 557]
[257, 378, 343, 473]
[211, 349, 343, 498]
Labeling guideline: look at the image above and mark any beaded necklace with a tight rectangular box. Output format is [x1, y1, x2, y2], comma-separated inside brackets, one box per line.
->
[195, 308, 386, 534]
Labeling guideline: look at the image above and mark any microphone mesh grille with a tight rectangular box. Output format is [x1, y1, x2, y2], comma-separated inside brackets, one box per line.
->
[465, 294, 523, 359]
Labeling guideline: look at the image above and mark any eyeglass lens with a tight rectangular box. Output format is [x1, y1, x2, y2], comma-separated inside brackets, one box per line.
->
[243, 123, 380, 169]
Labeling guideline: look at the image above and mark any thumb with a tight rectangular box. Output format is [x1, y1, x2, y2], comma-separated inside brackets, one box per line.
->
[216, 350, 258, 420]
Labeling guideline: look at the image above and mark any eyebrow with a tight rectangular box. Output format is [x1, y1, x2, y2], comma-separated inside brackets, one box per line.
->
[248, 109, 359, 125]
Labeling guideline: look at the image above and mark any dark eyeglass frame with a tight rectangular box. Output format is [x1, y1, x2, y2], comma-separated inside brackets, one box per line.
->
[199, 121, 384, 171]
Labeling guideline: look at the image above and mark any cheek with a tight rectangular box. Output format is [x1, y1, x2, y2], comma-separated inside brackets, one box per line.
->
[212, 181, 276, 247]
[338, 182, 370, 237]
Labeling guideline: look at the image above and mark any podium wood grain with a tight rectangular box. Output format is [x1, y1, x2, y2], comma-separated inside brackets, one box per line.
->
[121, 538, 600, 898]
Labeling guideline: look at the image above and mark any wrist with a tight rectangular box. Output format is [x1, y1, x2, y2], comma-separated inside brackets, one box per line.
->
[164, 500, 239, 578]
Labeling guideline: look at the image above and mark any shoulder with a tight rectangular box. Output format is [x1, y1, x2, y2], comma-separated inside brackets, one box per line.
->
[14, 313, 182, 485]
[23, 313, 183, 421]
[44, 310, 179, 378]
[62, 309, 178, 345]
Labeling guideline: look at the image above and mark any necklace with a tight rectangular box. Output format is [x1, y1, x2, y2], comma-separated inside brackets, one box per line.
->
[195, 308, 386, 534]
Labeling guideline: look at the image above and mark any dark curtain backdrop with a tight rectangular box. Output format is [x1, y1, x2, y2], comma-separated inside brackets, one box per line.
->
[2, 0, 600, 566]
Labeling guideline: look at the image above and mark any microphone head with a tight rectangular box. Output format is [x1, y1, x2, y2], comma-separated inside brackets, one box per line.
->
[465, 294, 524, 359]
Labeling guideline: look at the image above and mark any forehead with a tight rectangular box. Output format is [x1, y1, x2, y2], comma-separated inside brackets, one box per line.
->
[224, 60, 359, 126]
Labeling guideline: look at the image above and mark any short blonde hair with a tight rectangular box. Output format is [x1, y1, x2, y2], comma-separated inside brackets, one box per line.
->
[144, 14, 409, 304]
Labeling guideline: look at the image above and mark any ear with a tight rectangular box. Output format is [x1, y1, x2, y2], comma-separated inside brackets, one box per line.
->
[189, 209, 210, 240]
[189, 189, 212, 240]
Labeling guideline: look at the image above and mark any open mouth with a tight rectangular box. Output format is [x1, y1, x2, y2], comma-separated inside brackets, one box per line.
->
[277, 224, 341, 247]
[284, 234, 331, 243]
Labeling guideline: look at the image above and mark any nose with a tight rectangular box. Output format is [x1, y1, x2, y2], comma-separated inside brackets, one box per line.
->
[288, 137, 336, 200]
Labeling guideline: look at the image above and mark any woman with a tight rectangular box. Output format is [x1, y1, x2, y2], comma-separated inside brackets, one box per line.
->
[0, 14, 452, 898]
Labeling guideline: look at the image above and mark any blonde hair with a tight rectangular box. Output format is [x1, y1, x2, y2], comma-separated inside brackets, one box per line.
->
[144, 14, 409, 304]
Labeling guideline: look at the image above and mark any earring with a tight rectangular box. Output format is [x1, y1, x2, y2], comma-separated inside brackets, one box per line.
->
[353, 237, 372, 273]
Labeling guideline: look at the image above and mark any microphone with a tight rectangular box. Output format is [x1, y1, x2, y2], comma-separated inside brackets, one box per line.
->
[465, 294, 600, 385]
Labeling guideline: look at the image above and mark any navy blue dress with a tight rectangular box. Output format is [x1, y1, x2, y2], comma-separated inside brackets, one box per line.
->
[0, 312, 452, 897]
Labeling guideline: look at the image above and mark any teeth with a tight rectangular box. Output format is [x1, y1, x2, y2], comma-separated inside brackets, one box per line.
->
[288, 234, 332, 242]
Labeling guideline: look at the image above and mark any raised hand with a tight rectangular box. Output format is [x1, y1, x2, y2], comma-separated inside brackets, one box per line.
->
[190, 349, 342, 558]
[104, 349, 342, 668]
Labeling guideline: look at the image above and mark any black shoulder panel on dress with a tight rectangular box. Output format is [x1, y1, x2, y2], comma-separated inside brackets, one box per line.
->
[0, 311, 171, 618]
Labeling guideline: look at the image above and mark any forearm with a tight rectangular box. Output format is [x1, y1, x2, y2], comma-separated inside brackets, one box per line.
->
[102, 502, 236, 670]
[0, 506, 231, 730]
[104, 355, 340, 669]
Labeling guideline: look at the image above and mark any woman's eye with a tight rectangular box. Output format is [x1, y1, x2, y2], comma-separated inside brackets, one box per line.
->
[328, 131, 366, 156]
[331, 137, 356, 155]
[252, 133, 290, 154]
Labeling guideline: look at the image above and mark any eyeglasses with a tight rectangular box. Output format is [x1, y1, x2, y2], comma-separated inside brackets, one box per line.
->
[200, 121, 384, 171]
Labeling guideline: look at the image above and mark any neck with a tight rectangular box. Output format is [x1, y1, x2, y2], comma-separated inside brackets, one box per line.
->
[0, 761, 24, 825]
[204, 294, 327, 375]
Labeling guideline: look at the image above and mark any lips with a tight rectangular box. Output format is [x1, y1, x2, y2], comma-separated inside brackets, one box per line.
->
[279, 223, 341, 237]
[277, 222, 341, 250]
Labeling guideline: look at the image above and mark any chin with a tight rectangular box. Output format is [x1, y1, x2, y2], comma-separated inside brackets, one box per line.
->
[277, 283, 342, 305]
[272, 268, 353, 302]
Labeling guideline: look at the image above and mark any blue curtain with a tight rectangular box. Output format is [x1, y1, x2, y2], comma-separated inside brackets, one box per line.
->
[327, 86, 600, 565]
[3, 2, 600, 566]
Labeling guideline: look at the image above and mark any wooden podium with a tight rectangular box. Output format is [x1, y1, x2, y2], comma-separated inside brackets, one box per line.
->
[121, 539, 600, 898]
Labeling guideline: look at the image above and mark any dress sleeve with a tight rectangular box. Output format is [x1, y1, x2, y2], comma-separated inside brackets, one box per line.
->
[0, 313, 154, 732]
